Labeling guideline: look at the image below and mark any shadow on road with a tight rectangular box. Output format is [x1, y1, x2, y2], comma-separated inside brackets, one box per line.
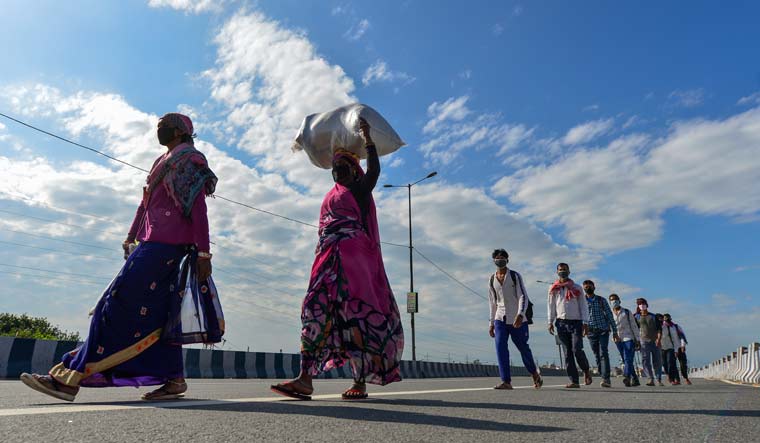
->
[367, 399, 760, 417]
[165, 401, 572, 433]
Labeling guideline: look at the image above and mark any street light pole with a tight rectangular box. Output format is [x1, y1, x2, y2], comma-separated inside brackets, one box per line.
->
[407, 183, 415, 362]
[384, 171, 437, 363]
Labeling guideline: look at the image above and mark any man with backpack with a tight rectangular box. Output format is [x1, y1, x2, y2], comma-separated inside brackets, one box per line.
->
[488, 249, 543, 390]
[635, 298, 664, 386]
[583, 280, 619, 388]
[608, 293, 641, 387]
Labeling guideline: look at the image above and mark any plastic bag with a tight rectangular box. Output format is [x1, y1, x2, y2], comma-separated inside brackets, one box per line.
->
[292, 103, 405, 169]
[162, 253, 225, 345]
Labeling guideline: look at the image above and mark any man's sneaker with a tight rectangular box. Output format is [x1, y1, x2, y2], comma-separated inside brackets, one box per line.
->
[632, 378, 641, 387]
[565, 383, 581, 389]
[600, 381, 612, 388]
[685, 379, 692, 385]
[623, 377, 631, 387]
[672, 380, 681, 386]
[657, 380, 664, 386]
[646, 380, 655, 387]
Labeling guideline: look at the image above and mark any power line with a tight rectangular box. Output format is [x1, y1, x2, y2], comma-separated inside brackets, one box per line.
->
[0, 191, 120, 223]
[1, 112, 498, 313]
[0, 270, 107, 286]
[1, 227, 114, 251]
[0, 208, 122, 237]
[0, 263, 112, 280]
[0, 239, 120, 261]
[0, 112, 410, 249]
[0, 111, 150, 172]
[413, 248, 487, 300]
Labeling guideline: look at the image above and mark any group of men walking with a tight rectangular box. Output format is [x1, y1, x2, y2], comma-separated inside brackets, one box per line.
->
[487, 249, 692, 389]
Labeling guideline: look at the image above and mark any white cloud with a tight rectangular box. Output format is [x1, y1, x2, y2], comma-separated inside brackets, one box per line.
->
[344, 18, 370, 41]
[562, 118, 613, 145]
[738, 91, 760, 106]
[583, 104, 599, 112]
[492, 23, 504, 36]
[331, 5, 347, 16]
[202, 11, 357, 192]
[668, 88, 705, 108]
[0, 79, 597, 365]
[459, 69, 472, 80]
[147, 0, 225, 14]
[421, 96, 534, 165]
[494, 106, 760, 252]
[513, 5, 524, 16]
[361, 60, 415, 87]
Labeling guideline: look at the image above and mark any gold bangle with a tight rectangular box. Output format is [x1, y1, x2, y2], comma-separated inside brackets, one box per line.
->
[198, 252, 212, 259]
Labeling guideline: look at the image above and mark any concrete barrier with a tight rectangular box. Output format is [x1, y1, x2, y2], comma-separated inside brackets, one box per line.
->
[1, 337, 565, 380]
[691, 341, 760, 386]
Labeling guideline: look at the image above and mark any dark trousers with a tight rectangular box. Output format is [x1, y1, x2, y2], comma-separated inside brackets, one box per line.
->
[663, 349, 680, 382]
[677, 348, 689, 380]
[588, 330, 611, 382]
[556, 319, 590, 384]
[494, 320, 537, 383]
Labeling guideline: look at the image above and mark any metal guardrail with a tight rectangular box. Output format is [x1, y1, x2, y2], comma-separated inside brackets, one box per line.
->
[690, 342, 760, 385]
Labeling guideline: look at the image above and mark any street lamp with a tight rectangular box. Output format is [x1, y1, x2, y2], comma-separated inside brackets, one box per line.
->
[384, 171, 437, 362]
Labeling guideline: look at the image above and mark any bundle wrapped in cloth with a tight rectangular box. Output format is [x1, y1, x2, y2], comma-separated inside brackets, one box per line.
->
[292, 103, 405, 169]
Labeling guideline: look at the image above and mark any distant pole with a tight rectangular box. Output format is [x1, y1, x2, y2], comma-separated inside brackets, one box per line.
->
[383, 171, 437, 363]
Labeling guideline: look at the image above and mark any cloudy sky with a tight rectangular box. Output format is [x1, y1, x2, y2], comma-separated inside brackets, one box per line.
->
[1, 0, 759, 367]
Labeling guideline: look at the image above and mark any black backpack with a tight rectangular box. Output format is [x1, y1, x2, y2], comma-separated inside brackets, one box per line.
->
[490, 270, 534, 325]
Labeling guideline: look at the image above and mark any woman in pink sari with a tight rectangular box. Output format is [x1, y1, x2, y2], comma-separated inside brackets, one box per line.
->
[272, 119, 404, 400]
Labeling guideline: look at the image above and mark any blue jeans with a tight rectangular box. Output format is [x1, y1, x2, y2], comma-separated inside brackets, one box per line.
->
[640, 341, 663, 381]
[494, 320, 537, 383]
[555, 320, 590, 384]
[587, 330, 611, 382]
[615, 340, 638, 379]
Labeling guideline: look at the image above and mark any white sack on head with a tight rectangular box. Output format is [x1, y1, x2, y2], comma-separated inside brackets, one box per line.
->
[292, 103, 406, 169]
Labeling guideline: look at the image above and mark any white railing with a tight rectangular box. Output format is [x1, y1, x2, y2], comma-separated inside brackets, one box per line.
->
[690, 342, 759, 385]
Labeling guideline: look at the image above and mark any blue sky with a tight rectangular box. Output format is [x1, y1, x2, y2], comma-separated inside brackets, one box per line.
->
[1, 0, 759, 367]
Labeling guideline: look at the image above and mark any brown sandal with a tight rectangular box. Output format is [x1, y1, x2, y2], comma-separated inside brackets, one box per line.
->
[270, 379, 313, 401]
[20, 373, 78, 402]
[141, 380, 187, 401]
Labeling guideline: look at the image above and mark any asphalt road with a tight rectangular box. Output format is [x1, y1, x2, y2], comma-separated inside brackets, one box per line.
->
[0, 376, 757, 442]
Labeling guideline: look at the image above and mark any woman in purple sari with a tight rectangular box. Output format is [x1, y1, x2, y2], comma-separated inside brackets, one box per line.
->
[272, 119, 404, 400]
[20, 113, 218, 402]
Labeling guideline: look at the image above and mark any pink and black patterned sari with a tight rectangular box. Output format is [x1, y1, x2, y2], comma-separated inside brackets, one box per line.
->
[300, 171, 404, 385]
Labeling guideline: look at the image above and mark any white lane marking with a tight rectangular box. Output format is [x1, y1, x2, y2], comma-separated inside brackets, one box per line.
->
[0, 384, 566, 417]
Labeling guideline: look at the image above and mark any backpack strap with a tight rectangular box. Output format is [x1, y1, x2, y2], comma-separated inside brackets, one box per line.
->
[489, 274, 498, 302]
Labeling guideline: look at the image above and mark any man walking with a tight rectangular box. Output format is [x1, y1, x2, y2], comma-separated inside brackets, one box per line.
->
[661, 313, 683, 385]
[488, 249, 543, 389]
[548, 263, 592, 388]
[608, 294, 640, 387]
[671, 316, 692, 385]
[583, 281, 619, 388]
[635, 298, 663, 386]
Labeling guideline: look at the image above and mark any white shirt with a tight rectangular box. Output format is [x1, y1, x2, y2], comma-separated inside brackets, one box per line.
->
[613, 307, 638, 342]
[547, 283, 589, 325]
[661, 323, 686, 350]
[488, 268, 528, 324]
